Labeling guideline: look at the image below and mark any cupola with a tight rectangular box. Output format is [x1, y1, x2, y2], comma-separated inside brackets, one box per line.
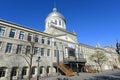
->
[45, 8, 66, 30]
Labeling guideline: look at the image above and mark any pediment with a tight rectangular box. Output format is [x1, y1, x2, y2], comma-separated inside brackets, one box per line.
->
[55, 35, 76, 43]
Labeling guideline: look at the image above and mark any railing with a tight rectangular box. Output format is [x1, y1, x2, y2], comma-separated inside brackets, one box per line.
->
[58, 63, 74, 76]
[64, 57, 86, 63]
[83, 66, 96, 73]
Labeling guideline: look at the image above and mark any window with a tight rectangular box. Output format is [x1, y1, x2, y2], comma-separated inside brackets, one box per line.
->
[55, 19, 57, 25]
[47, 49, 50, 56]
[59, 20, 61, 25]
[31, 67, 36, 75]
[0, 67, 7, 77]
[68, 48, 75, 57]
[0, 41, 2, 48]
[54, 50, 57, 57]
[27, 33, 32, 41]
[34, 47, 38, 55]
[22, 67, 27, 76]
[11, 67, 18, 76]
[25, 46, 31, 54]
[54, 42, 56, 46]
[0, 26, 5, 36]
[34, 35, 38, 42]
[47, 38, 50, 45]
[19, 31, 24, 40]
[41, 48, 44, 56]
[5, 43, 12, 53]
[54, 50, 59, 57]
[16, 45, 22, 54]
[9, 29, 15, 38]
[41, 37, 45, 44]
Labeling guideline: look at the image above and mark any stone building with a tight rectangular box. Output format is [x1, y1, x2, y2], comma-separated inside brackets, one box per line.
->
[0, 8, 119, 80]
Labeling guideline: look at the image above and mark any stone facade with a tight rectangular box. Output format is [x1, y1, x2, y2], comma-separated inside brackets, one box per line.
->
[0, 8, 119, 80]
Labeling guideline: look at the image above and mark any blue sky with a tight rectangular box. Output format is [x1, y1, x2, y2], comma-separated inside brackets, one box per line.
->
[0, 0, 120, 47]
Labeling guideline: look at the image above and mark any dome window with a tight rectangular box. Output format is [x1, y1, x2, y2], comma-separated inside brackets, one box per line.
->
[54, 19, 57, 25]
[59, 20, 62, 26]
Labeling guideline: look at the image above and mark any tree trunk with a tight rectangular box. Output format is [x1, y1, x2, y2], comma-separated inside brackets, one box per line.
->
[99, 65, 102, 72]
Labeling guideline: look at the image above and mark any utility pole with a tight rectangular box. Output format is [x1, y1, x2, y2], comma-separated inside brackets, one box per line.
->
[36, 56, 41, 80]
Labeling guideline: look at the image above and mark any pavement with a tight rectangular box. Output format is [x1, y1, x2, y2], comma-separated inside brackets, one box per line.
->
[37, 69, 120, 80]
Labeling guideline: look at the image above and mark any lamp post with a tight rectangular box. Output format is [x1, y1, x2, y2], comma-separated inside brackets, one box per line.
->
[36, 56, 41, 80]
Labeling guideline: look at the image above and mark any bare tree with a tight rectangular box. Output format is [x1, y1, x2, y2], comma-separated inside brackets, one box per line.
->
[19, 42, 34, 80]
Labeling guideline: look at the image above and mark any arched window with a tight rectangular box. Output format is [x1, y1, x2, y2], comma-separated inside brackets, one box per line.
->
[54, 19, 57, 25]
[59, 20, 61, 25]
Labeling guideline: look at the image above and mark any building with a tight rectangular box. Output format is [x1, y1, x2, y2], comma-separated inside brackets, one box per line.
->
[0, 8, 119, 80]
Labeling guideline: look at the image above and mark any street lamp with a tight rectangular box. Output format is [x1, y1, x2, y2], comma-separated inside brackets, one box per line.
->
[36, 56, 41, 80]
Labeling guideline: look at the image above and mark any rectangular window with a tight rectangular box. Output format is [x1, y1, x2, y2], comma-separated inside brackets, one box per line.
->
[27, 33, 32, 41]
[11, 67, 18, 76]
[54, 50, 57, 57]
[5, 43, 12, 53]
[47, 38, 50, 45]
[47, 49, 50, 56]
[22, 67, 27, 76]
[0, 41, 2, 48]
[16, 45, 22, 54]
[54, 42, 56, 46]
[0, 26, 5, 36]
[0, 67, 7, 77]
[54, 50, 59, 57]
[19, 31, 24, 40]
[34, 47, 38, 55]
[34, 35, 38, 42]
[41, 48, 44, 56]
[25, 46, 31, 54]
[41, 37, 45, 44]
[31, 67, 35, 75]
[9, 29, 15, 38]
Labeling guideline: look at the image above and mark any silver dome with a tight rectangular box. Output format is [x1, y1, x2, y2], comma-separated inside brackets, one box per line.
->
[46, 8, 65, 21]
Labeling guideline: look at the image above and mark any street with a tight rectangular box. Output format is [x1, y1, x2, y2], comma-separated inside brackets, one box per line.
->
[37, 69, 120, 80]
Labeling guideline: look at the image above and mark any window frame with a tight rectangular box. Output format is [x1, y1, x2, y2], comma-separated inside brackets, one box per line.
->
[34, 35, 39, 42]
[0, 67, 7, 77]
[41, 37, 45, 44]
[19, 31, 24, 40]
[5, 43, 12, 53]
[11, 67, 18, 76]
[41, 48, 44, 56]
[22, 67, 27, 76]
[9, 29, 15, 38]
[0, 26, 5, 36]
[27, 33, 32, 42]
[34, 47, 38, 55]
[47, 49, 50, 56]
[16, 45, 22, 54]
